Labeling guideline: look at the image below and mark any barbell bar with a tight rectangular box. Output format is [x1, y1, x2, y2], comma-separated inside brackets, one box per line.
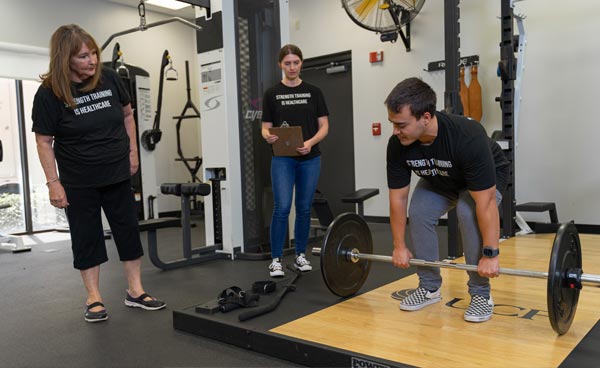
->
[311, 212, 591, 335]
[311, 248, 600, 286]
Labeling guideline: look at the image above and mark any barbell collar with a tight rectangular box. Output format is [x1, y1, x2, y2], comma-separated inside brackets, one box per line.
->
[312, 247, 600, 287]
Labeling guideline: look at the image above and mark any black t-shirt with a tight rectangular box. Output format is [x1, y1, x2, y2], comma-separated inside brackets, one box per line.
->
[262, 81, 329, 160]
[387, 111, 510, 193]
[32, 67, 131, 188]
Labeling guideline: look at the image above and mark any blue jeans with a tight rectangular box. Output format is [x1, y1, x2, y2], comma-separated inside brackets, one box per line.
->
[270, 156, 321, 259]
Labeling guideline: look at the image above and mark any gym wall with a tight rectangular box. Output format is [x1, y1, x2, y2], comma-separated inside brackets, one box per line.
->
[2, 1, 598, 226]
[289, 0, 600, 226]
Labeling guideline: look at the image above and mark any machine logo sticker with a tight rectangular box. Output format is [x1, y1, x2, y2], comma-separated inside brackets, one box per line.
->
[203, 95, 222, 111]
[245, 97, 263, 121]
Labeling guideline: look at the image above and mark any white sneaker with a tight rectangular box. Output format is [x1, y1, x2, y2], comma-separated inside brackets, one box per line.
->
[269, 258, 284, 277]
[294, 253, 312, 272]
[399, 287, 441, 311]
[464, 295, 494, 322]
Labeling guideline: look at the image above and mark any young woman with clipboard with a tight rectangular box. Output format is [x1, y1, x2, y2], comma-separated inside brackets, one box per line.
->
[261, 44, 329, 277]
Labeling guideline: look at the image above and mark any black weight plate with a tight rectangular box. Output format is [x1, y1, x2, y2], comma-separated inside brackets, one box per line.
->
[547, 222, 582, 335]
[320, 212, 373, 297]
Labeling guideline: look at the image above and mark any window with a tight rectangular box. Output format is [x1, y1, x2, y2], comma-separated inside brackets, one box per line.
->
[0, 78, 67, 235]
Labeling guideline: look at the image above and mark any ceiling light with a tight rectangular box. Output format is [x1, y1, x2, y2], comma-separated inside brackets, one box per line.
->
[146, 0, 190, 10]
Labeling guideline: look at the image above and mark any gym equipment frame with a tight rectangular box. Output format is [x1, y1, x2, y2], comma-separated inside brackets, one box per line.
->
[101, 0, 206, 51]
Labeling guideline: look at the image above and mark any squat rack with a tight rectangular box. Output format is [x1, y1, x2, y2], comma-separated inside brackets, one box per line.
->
[444, 0, 523, 257]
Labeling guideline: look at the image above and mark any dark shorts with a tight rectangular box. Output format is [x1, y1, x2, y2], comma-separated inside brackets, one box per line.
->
[64, 179, 143, 270]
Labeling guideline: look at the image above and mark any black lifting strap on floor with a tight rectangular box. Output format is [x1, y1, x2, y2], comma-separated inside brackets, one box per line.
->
[252, 281, 277, 294]
[217, 286, 260, 313]
[238, 266, 301, 322]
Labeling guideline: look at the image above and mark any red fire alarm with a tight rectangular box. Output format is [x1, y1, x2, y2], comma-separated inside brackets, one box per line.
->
[372, 122, 381, 136]
[369, 51, 384, 63]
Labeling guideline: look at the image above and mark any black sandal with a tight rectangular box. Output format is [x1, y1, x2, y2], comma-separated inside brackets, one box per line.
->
[124, 292, 166, 311]
[84, 302, 108, 323]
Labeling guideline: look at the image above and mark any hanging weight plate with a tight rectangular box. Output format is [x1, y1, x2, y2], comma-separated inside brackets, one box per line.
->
[547, 222, 582, 335]
[320, 213, 373, 297]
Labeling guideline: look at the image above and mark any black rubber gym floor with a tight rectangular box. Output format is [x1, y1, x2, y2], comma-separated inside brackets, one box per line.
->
[0, 220, 404, 367]
[0, 220, 597, 367]
[1, 221, 300, 367]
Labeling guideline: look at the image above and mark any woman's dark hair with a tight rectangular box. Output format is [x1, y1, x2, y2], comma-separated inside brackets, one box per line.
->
[278, 44, 303, 63]
[384, 77, 436, 119]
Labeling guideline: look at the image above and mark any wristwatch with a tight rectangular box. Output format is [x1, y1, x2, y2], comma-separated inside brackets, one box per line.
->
[482, 247, 500, 258]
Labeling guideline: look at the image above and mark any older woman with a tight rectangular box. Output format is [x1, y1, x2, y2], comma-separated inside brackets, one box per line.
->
[32, 24, 165, 322]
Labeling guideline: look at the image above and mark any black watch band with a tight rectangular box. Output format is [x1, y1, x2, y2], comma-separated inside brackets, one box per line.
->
[482, 247, 499, 258]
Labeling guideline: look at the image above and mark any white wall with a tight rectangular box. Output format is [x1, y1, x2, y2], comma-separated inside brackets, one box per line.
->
[290, 0, 600, 226]
[0, 0, 202, 213]
[2, 0, 599, 225]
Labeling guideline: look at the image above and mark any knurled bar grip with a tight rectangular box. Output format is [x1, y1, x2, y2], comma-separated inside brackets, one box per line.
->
[311, 247, 600, 286]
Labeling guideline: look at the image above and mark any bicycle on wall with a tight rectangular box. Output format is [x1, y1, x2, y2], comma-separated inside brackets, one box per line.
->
[341, 0, 426, 50]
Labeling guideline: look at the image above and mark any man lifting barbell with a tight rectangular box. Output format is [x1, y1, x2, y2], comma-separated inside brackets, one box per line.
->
[384, 78, 510, 322]
[313, 215, 587, 334]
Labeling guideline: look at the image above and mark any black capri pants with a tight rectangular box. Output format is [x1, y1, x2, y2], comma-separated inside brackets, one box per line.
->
[64, 179, 144, 270]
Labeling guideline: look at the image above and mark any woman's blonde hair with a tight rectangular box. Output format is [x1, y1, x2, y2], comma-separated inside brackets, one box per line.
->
[41, 24, 102, 107]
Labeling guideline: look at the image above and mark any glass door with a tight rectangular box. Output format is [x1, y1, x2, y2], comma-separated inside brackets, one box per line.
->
[0, 77, 68, 235]
[22, 80, 68, 231]
[0, 78, 25, 234]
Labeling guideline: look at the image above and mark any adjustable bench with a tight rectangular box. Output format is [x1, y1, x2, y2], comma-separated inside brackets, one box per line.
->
[341, 188, 380, 217]
[141, 182, 228, 270]
[311, 188, 380, 236]
[514, 201, 560, 234]
[311, 191, 335, 235]
[515, 202, 558, 224]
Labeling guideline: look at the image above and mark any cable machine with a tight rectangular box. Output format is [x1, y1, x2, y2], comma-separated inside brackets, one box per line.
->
[100, 0, 207, 51]
[174, 61, 203, 184]
[140, 49, 177, 151]
[196, 0, 289, 258]
[100, 0, 210, 220]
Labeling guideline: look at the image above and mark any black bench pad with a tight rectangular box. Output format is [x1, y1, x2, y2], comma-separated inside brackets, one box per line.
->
[515, 202, 558, 223]
[341, 188, 380, 203]
[161, 183, 211, 197]
[138, 217, 180, 232]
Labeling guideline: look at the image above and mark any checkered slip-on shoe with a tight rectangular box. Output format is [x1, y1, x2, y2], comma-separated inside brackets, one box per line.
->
[464, 294, 494, 322]
[399, 287, 441, 311]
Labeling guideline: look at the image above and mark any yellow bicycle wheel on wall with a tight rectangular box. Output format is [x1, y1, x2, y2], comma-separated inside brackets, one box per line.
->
[341, 0, 426, 33]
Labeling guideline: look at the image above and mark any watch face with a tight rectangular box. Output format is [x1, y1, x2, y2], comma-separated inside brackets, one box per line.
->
[483, 247, 498, 257]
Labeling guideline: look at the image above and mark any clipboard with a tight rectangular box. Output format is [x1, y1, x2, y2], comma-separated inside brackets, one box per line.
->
[269, 126, 304, 157]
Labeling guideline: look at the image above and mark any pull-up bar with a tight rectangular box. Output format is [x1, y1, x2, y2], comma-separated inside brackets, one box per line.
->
[101, 0, 204, 51]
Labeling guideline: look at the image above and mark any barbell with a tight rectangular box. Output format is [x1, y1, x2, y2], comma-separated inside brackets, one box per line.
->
[312, 212, 599, 335]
